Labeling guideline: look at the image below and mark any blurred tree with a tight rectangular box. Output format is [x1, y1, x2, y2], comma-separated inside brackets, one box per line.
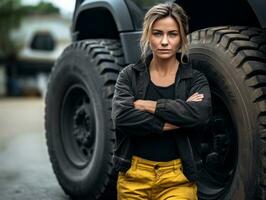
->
[0, 0, 60, 59]
[24, 1, 60, 15]
[0, 0, 60, 96]
[0, 0, 23, 59]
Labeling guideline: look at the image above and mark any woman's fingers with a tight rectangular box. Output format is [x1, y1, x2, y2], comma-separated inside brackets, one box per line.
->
[187, 92, 200, 100]
[191, 94, 204, 100]
[163, 122, 180, 131]
[189, 97, 203, 102]
[189, 92, 199, 97]
[186, 93, 204, 102]
[133, 100, 146, 111]
[188, 96, 204, 101]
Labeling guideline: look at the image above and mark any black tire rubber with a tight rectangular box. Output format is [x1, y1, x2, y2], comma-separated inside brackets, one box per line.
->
[188, 26, 266, 200]
[45, 39, 124, 199]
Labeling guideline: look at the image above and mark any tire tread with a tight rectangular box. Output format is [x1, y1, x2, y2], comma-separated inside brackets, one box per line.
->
[189, 26, 266, 199]
[45, 39, 123, 200]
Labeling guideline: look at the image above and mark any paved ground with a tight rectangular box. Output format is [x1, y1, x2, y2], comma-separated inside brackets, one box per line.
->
[0, 98, 69, 200]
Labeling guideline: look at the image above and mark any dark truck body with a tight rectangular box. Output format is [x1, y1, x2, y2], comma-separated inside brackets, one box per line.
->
[45, 1, 266, 199]
[72, 0, 266, 64]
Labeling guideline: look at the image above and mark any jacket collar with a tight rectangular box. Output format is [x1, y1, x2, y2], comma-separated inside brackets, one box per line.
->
[132, 53, 193, 79]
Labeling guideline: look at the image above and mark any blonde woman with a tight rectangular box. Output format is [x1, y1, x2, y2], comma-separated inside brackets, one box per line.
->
[112, 2, 212, 200]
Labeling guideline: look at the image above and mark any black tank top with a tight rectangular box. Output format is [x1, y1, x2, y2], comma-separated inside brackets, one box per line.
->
[133, 80, 179, 161]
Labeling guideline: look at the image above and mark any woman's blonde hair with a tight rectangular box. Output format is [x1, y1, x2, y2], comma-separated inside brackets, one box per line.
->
[140, 2, 189, 63]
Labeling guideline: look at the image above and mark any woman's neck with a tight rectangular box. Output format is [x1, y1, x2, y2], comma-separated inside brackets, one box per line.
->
[150, 55, 179, 76]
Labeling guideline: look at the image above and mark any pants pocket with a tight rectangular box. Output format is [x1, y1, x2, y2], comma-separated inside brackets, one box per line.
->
[118, 165, 133, 179]
[175, 167, 190, 183]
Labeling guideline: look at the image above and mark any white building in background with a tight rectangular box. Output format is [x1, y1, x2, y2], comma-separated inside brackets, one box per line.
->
[12, 14, 71, 65]
[8, 14, 71, 96]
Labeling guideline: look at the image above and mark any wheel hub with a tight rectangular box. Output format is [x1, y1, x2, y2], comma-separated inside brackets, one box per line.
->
[196, 91, 237, 199]
[73, 101, 94, 157]
[61, 84, 96, 168]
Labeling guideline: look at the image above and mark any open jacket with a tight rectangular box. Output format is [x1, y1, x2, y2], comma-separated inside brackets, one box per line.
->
[111, 54, 212, 181]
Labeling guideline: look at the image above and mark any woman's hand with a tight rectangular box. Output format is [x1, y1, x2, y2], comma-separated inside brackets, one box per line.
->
[133, 100, 157, 114]
[186, 92, 204, 102]
[162, 93, 203, 132]
[163, 122, 180, 131]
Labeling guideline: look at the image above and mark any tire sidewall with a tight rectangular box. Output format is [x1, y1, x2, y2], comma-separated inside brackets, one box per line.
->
[189, 45, 259, 199]
[46, 47, 109, 194]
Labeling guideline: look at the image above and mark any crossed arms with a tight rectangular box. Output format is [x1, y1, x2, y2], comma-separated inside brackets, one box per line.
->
[133, 92, 204, 131]
[111, 67, 212, 137]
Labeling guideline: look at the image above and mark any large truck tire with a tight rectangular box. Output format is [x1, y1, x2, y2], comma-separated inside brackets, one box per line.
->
[189, 26, 266, 200]
[45, 39, 124, 199]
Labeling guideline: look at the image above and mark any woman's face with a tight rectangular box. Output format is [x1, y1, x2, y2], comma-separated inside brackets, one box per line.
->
[149, 16, 181, 60]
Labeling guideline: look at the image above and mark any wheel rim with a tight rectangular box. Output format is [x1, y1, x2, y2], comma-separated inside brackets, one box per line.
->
[197, 87, 238, 199]
[60, 84, 96, 169]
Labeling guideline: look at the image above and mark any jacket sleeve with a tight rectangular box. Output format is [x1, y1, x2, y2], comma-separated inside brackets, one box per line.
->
[112, 66, 164, 137]
[154, 70, 212, 128]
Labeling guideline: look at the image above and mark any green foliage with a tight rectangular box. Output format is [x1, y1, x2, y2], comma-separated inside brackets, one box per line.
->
[23, 2, 60, 15]
[0, 0, 60, 59]
[0, 0, 23, 58]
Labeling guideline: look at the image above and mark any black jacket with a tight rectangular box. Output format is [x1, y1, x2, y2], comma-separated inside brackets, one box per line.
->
[111, 55, 212, 181]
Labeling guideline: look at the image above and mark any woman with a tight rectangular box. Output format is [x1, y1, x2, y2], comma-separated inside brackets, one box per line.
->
[112, 2, 212, 200]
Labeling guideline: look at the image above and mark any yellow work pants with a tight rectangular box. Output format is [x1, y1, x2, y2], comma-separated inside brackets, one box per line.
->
[117, 156, 197, 200]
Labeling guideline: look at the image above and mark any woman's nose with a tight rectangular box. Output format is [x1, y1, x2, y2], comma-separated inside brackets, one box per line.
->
[161, 35, 168, 46]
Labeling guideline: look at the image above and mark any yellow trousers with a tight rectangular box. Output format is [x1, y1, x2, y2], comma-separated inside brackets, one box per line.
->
[117, 156, 198, 200]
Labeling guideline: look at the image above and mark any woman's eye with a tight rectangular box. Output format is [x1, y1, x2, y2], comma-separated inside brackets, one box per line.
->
[153, 32, 162, 36]
[169, 33, 178, 37]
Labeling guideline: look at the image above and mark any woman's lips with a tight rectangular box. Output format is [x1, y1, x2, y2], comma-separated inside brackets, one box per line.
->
[158, 49, 171, 53]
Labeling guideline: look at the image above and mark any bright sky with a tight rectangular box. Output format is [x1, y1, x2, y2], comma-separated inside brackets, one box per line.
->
[21, 0, 75, 14]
